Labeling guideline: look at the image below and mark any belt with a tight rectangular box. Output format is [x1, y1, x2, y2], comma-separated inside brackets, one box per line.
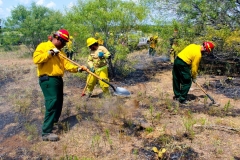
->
[50, 76, 62, 79]
[39, 75, 62, 78]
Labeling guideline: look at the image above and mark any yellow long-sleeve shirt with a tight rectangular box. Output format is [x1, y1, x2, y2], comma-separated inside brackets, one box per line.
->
[177, 44, 202, 79]
[33, 41, 78, 77]
[87, 46, 111, 69]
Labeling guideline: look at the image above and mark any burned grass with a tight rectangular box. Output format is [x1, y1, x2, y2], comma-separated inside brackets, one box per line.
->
[1, 50, 240, 159]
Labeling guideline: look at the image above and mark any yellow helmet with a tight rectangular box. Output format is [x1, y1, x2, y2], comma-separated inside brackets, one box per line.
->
[87, 37, 98, 47]
[95, 32, 99, 37]
[153, 36, 158, 39]
[70, 36, 73, 40]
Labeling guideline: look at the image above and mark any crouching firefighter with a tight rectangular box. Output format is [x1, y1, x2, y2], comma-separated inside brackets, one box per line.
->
[85, 37, 111, 99]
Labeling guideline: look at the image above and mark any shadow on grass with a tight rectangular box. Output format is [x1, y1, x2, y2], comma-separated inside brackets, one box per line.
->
[61, 111, 94, 129]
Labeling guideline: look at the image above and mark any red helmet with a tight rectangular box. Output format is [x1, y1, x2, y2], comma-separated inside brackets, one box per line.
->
[54, 29, 69, 42]
[203, 41, 215, 53]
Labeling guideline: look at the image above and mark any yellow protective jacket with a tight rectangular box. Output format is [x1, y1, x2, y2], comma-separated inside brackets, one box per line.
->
[177, 44, 202, 79]
[33, 41, 78, 77]
[66, 40, 74, 52]
[149, 37, 157, 49]
[87, 46, 111, 70]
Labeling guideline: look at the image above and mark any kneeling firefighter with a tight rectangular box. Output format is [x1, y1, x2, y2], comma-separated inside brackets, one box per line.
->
[85, 37, 111, 98]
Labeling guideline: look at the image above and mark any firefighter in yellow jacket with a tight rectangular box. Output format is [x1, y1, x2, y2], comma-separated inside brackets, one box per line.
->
[148, 35, 158, 56]
[169, 38, 178, 63]
[172, 41, 215, 104]
[33, 29, 87, 141]
[169, 30, 179, 63]
[85, 37, 111, 99]
[65, 36, 75, 60]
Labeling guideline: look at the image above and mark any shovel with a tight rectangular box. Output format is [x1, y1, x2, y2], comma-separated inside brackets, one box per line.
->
[195, 82, 216, 104]
[59, 54, 131, 97]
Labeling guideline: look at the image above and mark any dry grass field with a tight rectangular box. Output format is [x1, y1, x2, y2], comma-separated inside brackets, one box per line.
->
[0, 46, 240, 160]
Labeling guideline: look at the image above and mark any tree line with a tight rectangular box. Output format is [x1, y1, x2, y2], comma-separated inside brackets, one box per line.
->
[0, 0, 239, 57]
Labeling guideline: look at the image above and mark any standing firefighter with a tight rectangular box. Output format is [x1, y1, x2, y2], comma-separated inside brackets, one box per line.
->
[85, 37, 111, 99]
[169, 30, 179, 63]
[169, 39, 178, 63]
[95, 32, 104, 46]
[148, 35, 158, 56]
[33, 29, 87, 141]
[65, 36, 75, 60]
[172, 41, 215, 104]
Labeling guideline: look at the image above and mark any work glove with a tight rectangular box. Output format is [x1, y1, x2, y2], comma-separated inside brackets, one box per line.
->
[107, 55, 112, 59]
[89, 67, 95, 73]
[98, 52, 104, 58]
[192, 78, 196, 83]
[78, 66, 87, 72]
[48, 48, 60, 56]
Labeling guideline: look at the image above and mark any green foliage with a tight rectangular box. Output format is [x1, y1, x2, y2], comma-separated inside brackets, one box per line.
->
[13, 95, 31, 119]
[225, 30, 240, 56]
[223, 100, 233, 112]
[202, 26, 231, 51]
[2, 0, 240, 60]
[133, 148, 139, 155]
[63, 0, 147, 77]
[91, 134, 102, 156]
[145, 127, 154, 133]
[182, 111, 196, 140]
[24, 123, 38, 141]
[127, 33, 139, 51]
[176, 0, 240, 30]
[65, 0, 148, 50]
[1, 31, 23, 47]
[60, 155, 92, 160]
[104, 129, 112, 145]
[158, 134, 172, 146]
[4, 3, 65, 52]
[113, 44, 135, 77]
[145, 0, 240, 57]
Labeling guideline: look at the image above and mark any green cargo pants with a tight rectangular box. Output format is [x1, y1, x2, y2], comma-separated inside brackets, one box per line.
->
[149, 47, 156, 56]
[39, 76, 63, 136]
[172, 57, 192, 103]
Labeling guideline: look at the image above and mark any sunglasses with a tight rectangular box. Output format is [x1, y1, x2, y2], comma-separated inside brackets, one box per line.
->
[53, 35, 67, 45]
